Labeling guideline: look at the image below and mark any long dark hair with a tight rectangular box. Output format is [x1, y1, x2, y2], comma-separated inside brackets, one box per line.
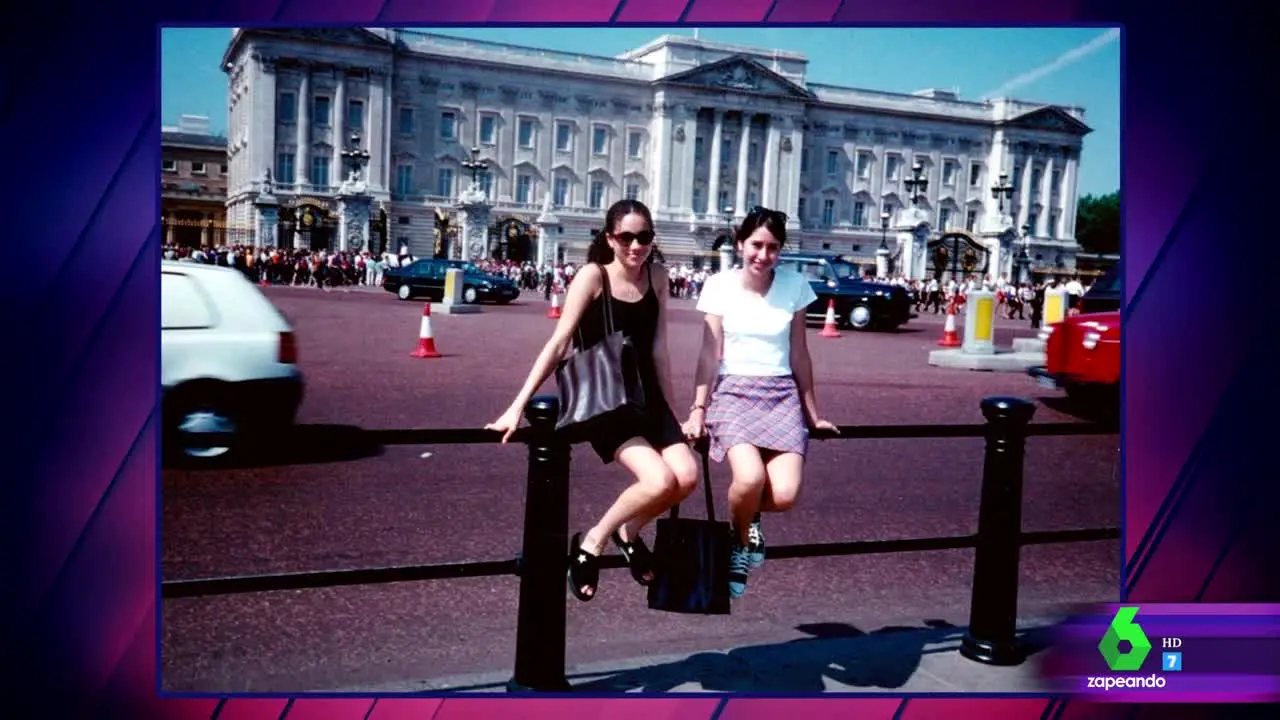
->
[734, 206, 789, 249]
[586, 199, 663, 265]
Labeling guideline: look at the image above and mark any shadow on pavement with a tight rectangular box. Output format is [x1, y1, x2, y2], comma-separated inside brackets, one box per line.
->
[569, 619, 1053, 693]
[165, 424, 384, 470]
[1038, 395, 1120, 425]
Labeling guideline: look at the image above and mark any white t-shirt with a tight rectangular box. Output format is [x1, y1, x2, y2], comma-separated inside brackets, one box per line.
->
[696, 269, 818, 377]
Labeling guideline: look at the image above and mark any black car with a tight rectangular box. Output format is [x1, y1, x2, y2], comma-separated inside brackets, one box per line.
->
[1075, 263, 1120, 314]
[776, 253, 915, 331]
[382, 258, 520, 304]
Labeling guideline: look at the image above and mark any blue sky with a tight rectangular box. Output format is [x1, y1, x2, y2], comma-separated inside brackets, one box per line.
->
[161, 27, 1119, 197]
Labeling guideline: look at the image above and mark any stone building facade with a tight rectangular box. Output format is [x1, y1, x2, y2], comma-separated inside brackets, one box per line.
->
[222, 28, 1092, 279]
[162, 120, 229, 248]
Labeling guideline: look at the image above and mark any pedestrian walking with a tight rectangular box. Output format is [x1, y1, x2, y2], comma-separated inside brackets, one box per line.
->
[682, 206, 839, 598]
[486, 199, 699, 602]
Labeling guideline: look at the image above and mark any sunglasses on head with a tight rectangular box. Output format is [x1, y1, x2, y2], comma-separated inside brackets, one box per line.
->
[612, 230, 655, 246]
[747, 206, 789, 223]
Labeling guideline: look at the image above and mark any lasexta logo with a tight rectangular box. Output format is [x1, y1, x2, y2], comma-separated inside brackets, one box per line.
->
[1097, 606, 1152, 671]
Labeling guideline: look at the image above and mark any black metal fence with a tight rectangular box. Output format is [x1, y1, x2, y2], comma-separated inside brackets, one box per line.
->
[161, 395, 1119, 692]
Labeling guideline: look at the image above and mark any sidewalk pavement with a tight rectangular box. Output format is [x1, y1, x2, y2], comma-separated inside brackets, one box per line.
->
[338, 618, 1059, 694]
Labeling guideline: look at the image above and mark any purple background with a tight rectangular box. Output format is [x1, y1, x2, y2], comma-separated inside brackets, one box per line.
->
[4, 0, 1277, 718]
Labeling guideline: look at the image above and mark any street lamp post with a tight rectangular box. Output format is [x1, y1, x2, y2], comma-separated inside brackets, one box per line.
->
[990, 172, 1015, 215]
[904, 162, 929, 206]
[875, 210, 892, 279]
[1016, 223, 1033, 284]
[461, 146, 488, 196]
[718, 205, 735, 271]
[340, 132, 370, 184]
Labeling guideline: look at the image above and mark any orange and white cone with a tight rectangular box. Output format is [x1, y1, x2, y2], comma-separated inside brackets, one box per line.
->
[410, 302, 442, 358]
[547, 287, 562, 319]
[819, 298, 842, 338]
[937, 299, 961, 347]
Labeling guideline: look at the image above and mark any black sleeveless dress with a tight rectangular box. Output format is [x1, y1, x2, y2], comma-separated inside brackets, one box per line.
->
[573, 264, 685, 463]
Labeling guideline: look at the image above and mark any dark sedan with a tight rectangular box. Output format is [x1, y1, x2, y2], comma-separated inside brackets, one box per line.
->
[777, 253, 916, 331]
[382, 258, 520, 304]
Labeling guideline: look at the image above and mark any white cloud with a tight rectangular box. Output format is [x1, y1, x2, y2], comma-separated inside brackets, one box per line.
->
[981, 28, 1120, 100]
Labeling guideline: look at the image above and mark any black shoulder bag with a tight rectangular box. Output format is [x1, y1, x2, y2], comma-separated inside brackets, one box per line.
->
[648, 447, 732, 615]
[554, 264, 647, 440]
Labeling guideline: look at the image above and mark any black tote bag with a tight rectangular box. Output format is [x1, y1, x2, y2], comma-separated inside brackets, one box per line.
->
[554, 265, 646, 439]
[647, 448, 732, 615]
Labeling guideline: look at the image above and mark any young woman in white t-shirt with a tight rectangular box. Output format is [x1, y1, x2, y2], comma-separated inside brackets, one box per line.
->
[682, 206, 839, 598]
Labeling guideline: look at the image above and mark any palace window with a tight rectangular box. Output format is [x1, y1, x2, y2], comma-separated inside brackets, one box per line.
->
[1051, 169, 1062, 199]
[749, 142, 759, 166]
[313, 96, 331, 126]
[798, 197, 807, 221]
[440, 111, 456, 141]
[852, 201, 865, 227]
[938, 207, 951, 231]
[398, 107, 415, 135]
[1027, 212, 1039, 235]
[694, 137, 704, 164]
[1049, 210, 1060, 238]
[885, 156, 901, 182]
[347, 100, 364, 133]
[275, 153, 294, 184]
[310, 156, 330, 187]
[718, 190, 729, 213]
[436, 167, 454, 197]
[519, 118, 535, 149]
[942, 161, 957, 186]
[479, 115, 497, 145]
[555, 122, 572, 152]
[628, 131, 644, 158]
[801, 148, 809, 173]
[966, 209, 978, 232]
[883, 201, 895, 219]
[1012, 164, 1023, 190]
[826, 150, 839, 175]
[554, 177, 570, 206]
[516, 174, 532, 203]
[969, 162, 982, 188]
[821, 199, 835, 226]
[277, 92, 296, 123]
[395, 164, 414, 196]
[590, 180, 606, 209]
[857, 152, 872, 180]
[625, 181, 640, 201]
[479, 170, 494, 200]
[692, 187, 704, 214]
[593, 126, 608, 155]
[1031, 166, 1043, 195]
[721, 138, 731, 164]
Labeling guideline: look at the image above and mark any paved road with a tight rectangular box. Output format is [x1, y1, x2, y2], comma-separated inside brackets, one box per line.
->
[160, 284, 1119, 692]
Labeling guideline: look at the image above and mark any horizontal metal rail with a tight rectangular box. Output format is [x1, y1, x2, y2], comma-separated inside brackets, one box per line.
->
[351, 420, 1115, 448]
[160, 526, 1117, 600]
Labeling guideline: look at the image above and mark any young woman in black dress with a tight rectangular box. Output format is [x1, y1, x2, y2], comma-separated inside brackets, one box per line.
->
[486, 199, 699, 601]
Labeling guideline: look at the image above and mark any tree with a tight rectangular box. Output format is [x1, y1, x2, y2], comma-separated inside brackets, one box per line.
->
[1075, 191, 1120, 255]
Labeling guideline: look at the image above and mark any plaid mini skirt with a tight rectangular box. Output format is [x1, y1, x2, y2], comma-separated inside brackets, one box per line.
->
[704, 374, 809, 462]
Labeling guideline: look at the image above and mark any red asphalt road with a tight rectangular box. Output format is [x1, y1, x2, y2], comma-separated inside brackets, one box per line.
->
[161, 285, 1119, 692]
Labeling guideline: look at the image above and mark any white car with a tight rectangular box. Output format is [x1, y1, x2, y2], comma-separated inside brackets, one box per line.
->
[161, 260, 304, 462]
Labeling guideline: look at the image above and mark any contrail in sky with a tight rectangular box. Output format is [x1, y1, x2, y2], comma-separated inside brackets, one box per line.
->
[981, 28, 1120, 99]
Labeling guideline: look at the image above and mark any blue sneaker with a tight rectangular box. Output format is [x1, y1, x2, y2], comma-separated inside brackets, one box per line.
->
[728, 542, 752, 598]
[747, 520, 766, 568]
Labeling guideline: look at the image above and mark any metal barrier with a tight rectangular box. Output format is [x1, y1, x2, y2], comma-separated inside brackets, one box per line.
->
[161, 395, 1119, 691]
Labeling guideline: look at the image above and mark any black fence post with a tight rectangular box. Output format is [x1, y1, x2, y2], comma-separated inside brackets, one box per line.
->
[507, 395, 572, 692]
[961, 396, 1036, 666]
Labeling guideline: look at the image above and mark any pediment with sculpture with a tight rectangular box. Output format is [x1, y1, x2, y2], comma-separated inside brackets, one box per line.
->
[1001, 106, 1092, 135]
[661, 56, 814, 99]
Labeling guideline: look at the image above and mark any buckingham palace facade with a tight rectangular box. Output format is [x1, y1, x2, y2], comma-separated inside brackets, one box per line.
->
[222, 28, 1092, 278]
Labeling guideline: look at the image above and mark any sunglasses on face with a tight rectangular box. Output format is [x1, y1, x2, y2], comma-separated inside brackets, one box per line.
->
[747, 206, 789, 224]
[612, 230, 655, 246]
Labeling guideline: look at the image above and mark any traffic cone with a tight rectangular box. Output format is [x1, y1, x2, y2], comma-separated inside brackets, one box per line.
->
[938, 299, 962, 347]
[547, 288, 562, 319]
[410, 302, 442, 358]
[819, 298, 842, 338]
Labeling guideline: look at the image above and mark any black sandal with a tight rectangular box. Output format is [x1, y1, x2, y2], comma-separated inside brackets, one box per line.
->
[567, 532, 600, 602]
[611, 530, 655, 586]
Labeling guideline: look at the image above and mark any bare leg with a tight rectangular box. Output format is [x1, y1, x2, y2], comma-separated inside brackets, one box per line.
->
[617, 442, 700, 542]
[759, 451, 805, 513]
[725, 444, 767, 545]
